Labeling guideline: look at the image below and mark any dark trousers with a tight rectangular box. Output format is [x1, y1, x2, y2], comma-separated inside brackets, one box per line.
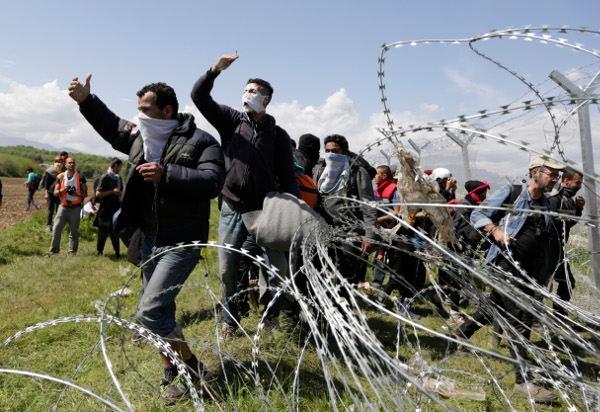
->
[237, 236, 261, 317]
[46, 195, 60, 226]
[334, 241, 367, 295]
[383, 247, 424, 300]
[27, 188, 36, 205]
[97, 226, 120, 256]
[554, 263, 575, 316]
[431, 267, 460, 314]
[457, 256, 534, 384]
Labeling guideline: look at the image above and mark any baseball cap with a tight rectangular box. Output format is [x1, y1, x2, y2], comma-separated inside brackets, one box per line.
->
[529, 155, 563, 171]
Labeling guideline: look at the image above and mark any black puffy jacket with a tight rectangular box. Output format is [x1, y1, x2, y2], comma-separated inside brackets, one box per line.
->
[79, 94, 225, 247]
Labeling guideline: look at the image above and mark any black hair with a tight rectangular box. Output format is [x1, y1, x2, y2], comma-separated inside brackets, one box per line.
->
[377, 165, 392, 178]
[110, 157, 123, 168]
[562, 170, 583, 181]
[136, 82, 179, 117]
[247, 78, 273, 99]
[324, 134, 349, 153]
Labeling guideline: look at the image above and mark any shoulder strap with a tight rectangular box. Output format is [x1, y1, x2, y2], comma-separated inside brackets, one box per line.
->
[491, 184, 523, 224]
[505, 184, 523, 205]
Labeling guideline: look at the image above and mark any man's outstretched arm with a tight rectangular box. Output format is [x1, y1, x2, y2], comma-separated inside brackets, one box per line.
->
[69, 73, 135, 154]
[68, 74, 92, 103]
[191, 54, 240, 140]
[210, 54, 239, 75]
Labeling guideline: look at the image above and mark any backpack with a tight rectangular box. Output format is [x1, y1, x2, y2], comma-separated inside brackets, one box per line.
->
[453, 184, 523, 251]
[33, 175, 41, 190]
[297, 172, 317, 209]
[491, 184, 523, 224]
[93, 175, 103, 193]
[27, 175, 41, 190]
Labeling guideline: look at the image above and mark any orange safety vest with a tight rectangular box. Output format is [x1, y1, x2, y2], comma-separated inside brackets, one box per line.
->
[58, 171, 83, 206]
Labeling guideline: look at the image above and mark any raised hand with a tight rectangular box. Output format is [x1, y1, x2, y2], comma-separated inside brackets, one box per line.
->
[68, 73, 92, 103]
[211, 54, 239, 74]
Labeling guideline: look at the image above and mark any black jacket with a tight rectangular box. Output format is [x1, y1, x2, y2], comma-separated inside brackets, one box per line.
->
[548, 185, 582, 244]
[191, 70, 300, 210]
[79, 94, 225, 247]
[94, 172, 122, 229]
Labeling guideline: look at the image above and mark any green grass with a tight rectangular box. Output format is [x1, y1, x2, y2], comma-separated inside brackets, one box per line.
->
[0, 207, 597, 411]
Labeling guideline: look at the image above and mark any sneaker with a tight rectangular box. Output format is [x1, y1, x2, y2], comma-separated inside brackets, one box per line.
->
[34, 204, 39, 210]
[513, 382, 558, 403]
[220, 322, 236, 341]
[159, 355, 210, 404]
[45, 225, 52, 233]
[159, 371, 210, 404]
[131, 329, 143, 342]
[25, 206, 30, 211]
[399, 301, 421, 320]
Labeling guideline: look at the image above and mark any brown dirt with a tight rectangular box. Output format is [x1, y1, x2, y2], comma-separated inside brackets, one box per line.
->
[0, 177, 92, 232]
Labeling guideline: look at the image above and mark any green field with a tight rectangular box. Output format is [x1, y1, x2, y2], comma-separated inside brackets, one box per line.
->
[0, 145, 124, 179]
[0, 207, 597, 411]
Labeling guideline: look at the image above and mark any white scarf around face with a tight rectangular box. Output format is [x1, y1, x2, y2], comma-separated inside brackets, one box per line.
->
[318, 153, 350, 194]
[137, 112, 179, 163]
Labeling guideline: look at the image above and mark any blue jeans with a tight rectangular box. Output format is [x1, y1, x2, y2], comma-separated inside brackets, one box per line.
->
[372, 251, 387, 285]
[219, 198, 288, 327]
[136, 232, 201, 338]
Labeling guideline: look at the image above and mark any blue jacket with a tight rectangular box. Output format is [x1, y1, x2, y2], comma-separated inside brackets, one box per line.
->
[471, 183, 552, 265]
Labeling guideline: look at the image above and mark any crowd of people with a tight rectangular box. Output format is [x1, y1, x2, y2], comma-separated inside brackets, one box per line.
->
[6, 52, 577, 405]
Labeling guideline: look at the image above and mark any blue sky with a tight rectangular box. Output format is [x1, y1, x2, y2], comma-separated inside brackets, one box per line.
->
[1, 0, 599, 178]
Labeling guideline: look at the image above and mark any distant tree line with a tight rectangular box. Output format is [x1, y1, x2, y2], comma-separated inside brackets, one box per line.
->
[0, 145, 127, 179]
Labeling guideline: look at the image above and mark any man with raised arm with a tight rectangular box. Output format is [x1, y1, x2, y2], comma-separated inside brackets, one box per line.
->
[69, 74, 225, 403]
[191, 54, 300, 339]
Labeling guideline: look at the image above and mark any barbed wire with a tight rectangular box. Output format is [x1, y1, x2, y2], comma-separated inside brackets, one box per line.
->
[2, 25, 600, 411]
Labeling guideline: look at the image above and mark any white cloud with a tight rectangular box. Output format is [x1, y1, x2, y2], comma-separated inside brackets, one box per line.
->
[419, 103, 439, 113]
[270, 88, 360, 140]
[1, 76, 598, 177]
[0, 77, 120, 155]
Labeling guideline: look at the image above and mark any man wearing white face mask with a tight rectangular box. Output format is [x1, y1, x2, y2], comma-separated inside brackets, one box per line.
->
[69, 74, 225, 403]
[192, 54, 300, 340]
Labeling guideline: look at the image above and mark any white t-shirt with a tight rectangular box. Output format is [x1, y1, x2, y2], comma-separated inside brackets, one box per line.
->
[81, 202, 97, 218]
